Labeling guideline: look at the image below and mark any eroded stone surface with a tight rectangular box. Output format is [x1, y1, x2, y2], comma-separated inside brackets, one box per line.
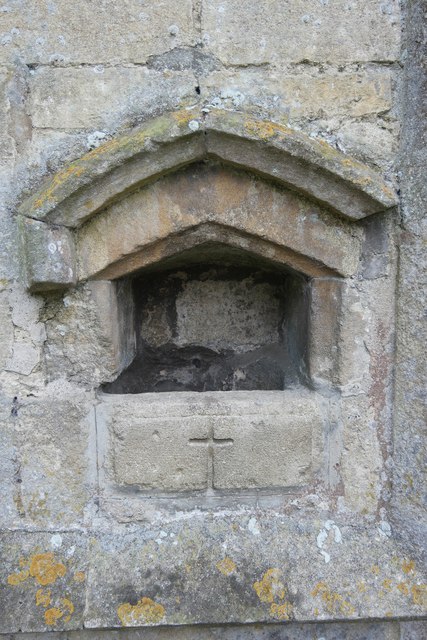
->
[202, 0, 400, 64]
[0, 1, 194, 65]
[99, 391, 323, 494]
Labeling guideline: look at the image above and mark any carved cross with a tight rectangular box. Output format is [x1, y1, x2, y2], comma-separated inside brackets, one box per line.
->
[189, 432, 233, 489]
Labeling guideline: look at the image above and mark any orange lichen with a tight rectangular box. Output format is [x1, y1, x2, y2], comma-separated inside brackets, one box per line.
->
[216, 557, 236, 576]
[29, 553, 66, 586]
[270, 601, 293, 620]
[36, 588, 51, 607]
[253, 568, 286, 604]
[43, 598, 74, 626]
[44, 607, 64, 626]
[7, 569, 30, 585]
[117, 597, 165, 626]
[73, 571, 85, 583]
[311, 582, 356, 616]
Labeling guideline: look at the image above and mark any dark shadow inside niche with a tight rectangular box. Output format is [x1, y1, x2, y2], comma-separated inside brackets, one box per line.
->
[102, 243, 310, 393]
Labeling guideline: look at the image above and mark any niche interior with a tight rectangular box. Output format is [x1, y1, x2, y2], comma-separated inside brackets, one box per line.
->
[103, 246, 310, 394]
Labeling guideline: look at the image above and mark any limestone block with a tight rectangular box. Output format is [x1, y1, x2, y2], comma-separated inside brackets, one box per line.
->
[202, 69, 393, 121]
[212, 398, 316, 490]
[336, 121, 396, 169]
[175, 279, 281, 351]
[20, 217, 76, 292]
[309, 278, 343, 387]
[202, 0, 400, 64]
[0, 67, 15, 171]
[108, 414, 210, 492]
[7, 393, 94, 527]
[5, 341, 40, 375]
[29, 67, 197, 130]
[0, 289, 13, 369]
[0, 1, 194, 65]
[43, 283, 131, 387]
[392, 233, 427, 530]
[0, 531, 87, 632]
[84, 517, 426, 628]
[0, 395, 18, 528]
[99, 390, 323, 493]
[77, 163, 360, 281]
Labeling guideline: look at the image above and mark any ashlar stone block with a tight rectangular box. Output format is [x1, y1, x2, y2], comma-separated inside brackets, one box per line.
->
[99, 390, 324, 495]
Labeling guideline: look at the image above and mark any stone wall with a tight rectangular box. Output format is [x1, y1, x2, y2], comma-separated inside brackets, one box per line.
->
[0, 1, 425, 638]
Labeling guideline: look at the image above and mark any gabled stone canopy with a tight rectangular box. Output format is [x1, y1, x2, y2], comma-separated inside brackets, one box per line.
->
[18, 108, 397, 292]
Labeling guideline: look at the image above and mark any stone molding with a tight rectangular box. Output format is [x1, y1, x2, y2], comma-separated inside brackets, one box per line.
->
[17, 108, 397, 292]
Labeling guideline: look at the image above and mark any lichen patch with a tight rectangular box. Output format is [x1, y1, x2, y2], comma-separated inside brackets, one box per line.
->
[117, 597, 165, 626]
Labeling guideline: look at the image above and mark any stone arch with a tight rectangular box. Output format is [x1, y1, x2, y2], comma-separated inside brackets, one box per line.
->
[18, 108, 396, 292]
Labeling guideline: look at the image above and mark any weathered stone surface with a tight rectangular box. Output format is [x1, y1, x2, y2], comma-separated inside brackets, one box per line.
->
[18, 109, 397, 228]
[42, 283, 132, 388]
[5, 621, 403, 639]
[29, 67, 197, 130]
[0, 390, 95, 528]
[203, 68, 393, 120]
[100, 399, 210, 492]
[1, 0, 426, 634]
[20, 217, 76, 291]
[0, 288, 13, 370]
[77, 163, 360, 281]
[202, 0, 400, 64]
[309, 278, 343, 387]
[0, 531, 88, 632]
[0, 1, 194, 65]
[212, 392, 319, 489]
[84, 517, 426, 628]
[400, 621, 427, 639]
[98, 391, 323, 494]
[391, 0, 427, 564]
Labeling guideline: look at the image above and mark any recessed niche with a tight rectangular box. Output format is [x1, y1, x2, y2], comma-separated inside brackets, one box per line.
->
[102, 245, 310, 393]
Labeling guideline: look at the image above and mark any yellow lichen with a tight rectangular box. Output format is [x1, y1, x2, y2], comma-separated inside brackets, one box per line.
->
[117, 597, 165, 626]
[411, 584, 427, 607]
[44, 607, 64, 626]
[36, 588, 51, 608]
[402, 559, 415, 574]
[371, 565, 380, 575]
[253, 568, 285, 604]
[311, 582, 356, 616]
[270, 601, 293, 620]
[29, 552, 66, 586]
[171, 110, 195, 127]
[244, 119, 287, 141]
[73, 571, 85, 583]
[60, 597, 74, 622]
[33, 164, 85, 208]
[397, 582, 409, 596]
[43, 598, 74, 626]
[382, 579, 393, 591]
[7, 569, 30, 585]
[216, 557, 236, 576]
